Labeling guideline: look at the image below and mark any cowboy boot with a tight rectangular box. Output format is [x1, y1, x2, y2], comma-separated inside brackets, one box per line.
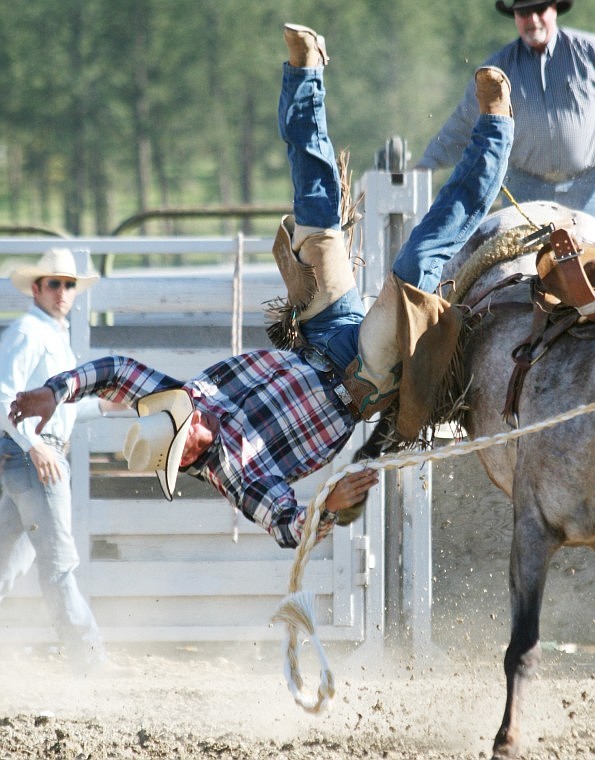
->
[296, 224, 357, 321]
[284, 23, 329, 67]
[267, 217, 356, 348]
[342, 273, 402, 420]
[475, 66, 513, 117]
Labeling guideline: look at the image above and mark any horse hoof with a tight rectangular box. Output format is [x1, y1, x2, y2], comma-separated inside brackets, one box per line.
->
[491, 740, 519, 759]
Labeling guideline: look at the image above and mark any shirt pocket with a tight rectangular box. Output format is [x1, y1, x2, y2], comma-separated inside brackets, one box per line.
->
[34, 340, 69, 382]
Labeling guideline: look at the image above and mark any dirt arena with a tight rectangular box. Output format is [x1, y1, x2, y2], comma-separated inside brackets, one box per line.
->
[0, 457, 592, 759]
[0, 642, 592, 759]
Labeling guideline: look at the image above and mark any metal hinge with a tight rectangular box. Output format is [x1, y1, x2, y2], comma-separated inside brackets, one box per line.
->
[353, 534, 375, 587]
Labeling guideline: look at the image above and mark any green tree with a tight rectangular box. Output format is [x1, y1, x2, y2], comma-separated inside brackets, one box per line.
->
[0, 0, 592, 234]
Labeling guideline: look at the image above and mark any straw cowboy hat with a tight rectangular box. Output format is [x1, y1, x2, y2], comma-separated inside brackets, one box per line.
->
[495, 0, 573, 15]
[10, 247, 100, 295]
[123, 388, 195, 501]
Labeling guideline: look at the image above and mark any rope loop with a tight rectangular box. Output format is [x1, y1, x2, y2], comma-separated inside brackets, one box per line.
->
[271, 591, 335, 714]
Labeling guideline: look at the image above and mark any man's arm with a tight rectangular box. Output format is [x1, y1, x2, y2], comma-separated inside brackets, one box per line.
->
[0, 327, 48, 448]
[5, 386, 63, 484]
[242, 469, 379, 549]
[416, 77, 479, 170]
[10, 355, 182, 433]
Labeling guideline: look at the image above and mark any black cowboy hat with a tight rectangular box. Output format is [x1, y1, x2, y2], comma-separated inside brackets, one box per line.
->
[495, 0, 573, 15]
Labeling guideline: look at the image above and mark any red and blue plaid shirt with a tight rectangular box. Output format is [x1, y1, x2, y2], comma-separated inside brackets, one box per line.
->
[46, 351, 356, 548]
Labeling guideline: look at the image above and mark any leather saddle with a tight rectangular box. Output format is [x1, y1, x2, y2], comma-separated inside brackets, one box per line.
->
[503, 224, 595, 425]
[535, 226, 595, 321]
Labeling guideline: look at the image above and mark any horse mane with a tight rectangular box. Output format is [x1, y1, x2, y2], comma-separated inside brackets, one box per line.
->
[446, 224, 537, 305]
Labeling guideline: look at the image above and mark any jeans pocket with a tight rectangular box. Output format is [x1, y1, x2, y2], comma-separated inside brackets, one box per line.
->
[1, 452, 34, 496]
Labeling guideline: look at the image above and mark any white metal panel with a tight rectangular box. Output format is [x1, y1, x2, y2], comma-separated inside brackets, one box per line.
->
[354, 168, 433, 653]
[0, 239, 373, 650]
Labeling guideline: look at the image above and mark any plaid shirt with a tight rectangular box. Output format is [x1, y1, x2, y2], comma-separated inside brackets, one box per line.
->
[47, 351, 356, 548]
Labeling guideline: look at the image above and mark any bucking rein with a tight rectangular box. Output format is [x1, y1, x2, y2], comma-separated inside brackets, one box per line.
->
[270, 189, 595, 714]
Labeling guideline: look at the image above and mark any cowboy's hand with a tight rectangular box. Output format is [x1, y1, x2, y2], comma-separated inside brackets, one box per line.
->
[29, 442, 62, 485]
[10, 387, 57, 434]
[325, 468, 379, 513]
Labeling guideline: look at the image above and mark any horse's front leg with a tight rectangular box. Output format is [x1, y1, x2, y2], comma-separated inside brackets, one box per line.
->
[491, 500, 558, 760]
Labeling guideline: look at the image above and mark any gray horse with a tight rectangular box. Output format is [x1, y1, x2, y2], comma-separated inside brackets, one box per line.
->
[357, 200, 593, 758]
[445, 200, 594, 759]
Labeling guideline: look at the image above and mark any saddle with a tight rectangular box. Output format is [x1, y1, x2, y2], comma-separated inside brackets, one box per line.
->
[355, 221, 595, 458]
[535, 226, 595, 321]
[502, 224, 595, 425]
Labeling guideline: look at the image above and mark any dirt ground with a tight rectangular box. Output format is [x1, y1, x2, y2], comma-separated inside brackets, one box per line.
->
[0, 458, 593, 760]
[0, 640, 592, 760]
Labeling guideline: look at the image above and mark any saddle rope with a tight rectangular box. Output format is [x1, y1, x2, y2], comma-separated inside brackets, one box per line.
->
[501, 185, 540, 228]
[272, 400, 595, 715]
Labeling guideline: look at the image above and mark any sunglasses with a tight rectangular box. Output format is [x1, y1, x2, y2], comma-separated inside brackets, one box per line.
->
[46, 279, 77, 290]
[516, 3, 552, 17]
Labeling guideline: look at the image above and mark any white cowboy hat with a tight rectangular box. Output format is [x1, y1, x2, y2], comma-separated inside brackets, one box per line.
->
[10, 247, 100, 295]
[123, 388, 195, 501]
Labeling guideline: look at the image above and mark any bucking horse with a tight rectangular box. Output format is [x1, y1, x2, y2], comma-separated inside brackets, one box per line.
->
[364, 200, 594, 759]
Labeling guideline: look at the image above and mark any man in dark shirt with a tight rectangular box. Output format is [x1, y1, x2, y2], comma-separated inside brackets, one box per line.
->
[417, 1, 595, 213]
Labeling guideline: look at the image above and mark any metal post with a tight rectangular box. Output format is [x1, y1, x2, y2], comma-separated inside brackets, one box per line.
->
[400, 461, 433, 651]
[354, 164, 433, 653]
[70, 249, 94, 599]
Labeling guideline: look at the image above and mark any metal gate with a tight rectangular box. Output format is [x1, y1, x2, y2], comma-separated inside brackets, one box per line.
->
[0, 237, 376, 651]
[0, 161, 432, 653]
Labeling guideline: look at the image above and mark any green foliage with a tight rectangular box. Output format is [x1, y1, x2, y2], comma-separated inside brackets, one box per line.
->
[0, 0, 592, 234]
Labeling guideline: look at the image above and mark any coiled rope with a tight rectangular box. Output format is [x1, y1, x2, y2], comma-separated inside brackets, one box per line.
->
[271, 400, 595, 714]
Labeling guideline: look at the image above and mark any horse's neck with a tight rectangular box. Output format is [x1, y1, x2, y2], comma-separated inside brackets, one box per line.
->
[445, 201, 595, 304]
[464, 253, 536, 304]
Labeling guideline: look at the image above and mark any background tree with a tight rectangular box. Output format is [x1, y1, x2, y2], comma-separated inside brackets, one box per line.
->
[0, 0, 591, 236]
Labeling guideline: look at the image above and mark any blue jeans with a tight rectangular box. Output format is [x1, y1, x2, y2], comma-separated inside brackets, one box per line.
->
[278, 62, 342, 232]
[278, 63, 514, 364]
[0, 437, 106, 671]
[393, 115, 514, 292]
[503, 165, 595, 217]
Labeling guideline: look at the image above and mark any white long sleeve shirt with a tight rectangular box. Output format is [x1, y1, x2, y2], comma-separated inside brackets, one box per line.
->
[0, 304, 101, 451]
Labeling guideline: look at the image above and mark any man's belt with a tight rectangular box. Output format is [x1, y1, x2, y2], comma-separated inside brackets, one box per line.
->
[1, 432, 70, 455]
[540, 172, 574, 183]
[40, 433, 70, 455]
[516, 166, 595, 184]
[298, 345, 361, 421]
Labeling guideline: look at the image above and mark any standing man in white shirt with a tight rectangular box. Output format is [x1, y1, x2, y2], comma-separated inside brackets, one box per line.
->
[0, 248, 124, 675]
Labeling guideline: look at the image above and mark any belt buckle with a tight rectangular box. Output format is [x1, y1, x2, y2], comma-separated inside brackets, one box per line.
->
[334, 383, 361, 421]
[302, 346, 333, 373]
